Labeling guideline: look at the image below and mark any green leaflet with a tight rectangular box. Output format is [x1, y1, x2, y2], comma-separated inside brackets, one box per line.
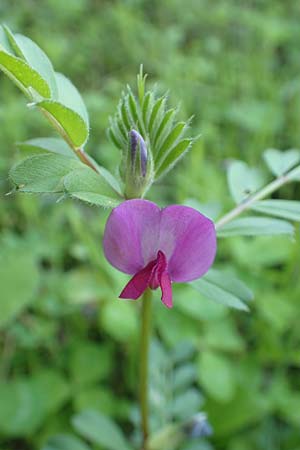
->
[154, 121, 187, 163]
[227, 160, 265, 204]
[155, 138, 192, 179]
[37, 100, 89, 148]
[0, 370, 69, 436]
[198, 351, 236, 402]
[42, 434, 91, 450]
[0, 26, 90, 149]
[0, 245, 39, 328]
[149, 96, 167, 139]
[251, 200, 300, 222]
[263, 148, 300, 177]
[191, 269, 253, 311]
[0, 49, 51, 98]
[9, 154, 122, 207]
[64, 167, 122, 207]
[0, 25, 14, 53]
[217, 216, 294, 237]
[72, 410, 133, 450]
[153, 108, 177, 150]
[55, 72, 89, 126]
[9, 154, 82, 193]
[7, 29, 58, 98]
[17, 137, 75, 157]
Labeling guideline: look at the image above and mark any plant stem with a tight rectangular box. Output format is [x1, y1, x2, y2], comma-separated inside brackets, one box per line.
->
[140, 289, 152, 449]
[215, 167, 300, 230]
[39, 107, 99, 173]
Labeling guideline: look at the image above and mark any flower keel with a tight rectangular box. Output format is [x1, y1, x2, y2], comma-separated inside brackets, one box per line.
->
[119, 250, 173, 308]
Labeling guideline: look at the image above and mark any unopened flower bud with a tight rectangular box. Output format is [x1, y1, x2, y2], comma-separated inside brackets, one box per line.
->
[129, 129, 147, 176]
[124, 129, 153, 198]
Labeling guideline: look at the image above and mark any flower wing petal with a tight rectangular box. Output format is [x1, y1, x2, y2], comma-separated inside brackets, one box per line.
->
[103, 199, 160, 274]
[119, 262, 155, 300]
[160, 205, 217, 282]
[160, 272, 173, 308]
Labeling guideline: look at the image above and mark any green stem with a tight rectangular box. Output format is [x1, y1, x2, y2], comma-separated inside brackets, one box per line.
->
[39, 107, 99, 173]
[140, 289, 152, 449]
[215, 166, 300, 230]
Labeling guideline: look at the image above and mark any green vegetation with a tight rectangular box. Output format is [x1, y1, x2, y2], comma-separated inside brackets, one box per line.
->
[0, 1, 300, 449]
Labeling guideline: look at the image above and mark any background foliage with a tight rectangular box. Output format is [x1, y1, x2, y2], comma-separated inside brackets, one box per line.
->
[1, 1, 300, 449]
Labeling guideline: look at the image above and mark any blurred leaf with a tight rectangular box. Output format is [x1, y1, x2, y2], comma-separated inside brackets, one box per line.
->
[263, 148, 300, 177]
[251, 200, 300, 221]
[9, 154, 81, 193]
[277, 391, 300, 427]
[73, 387, 130, 418]
[0, 245, 39, 328]
[257, 290, 295, 333]
[0, 49, 51, 98]
[70, 342, 112, 386]
[174, 285, 227, 321]
[62, 269, 103, 304]
[72, 409, 132, 450]
[0, 370, 69, 436]
[64, 166, 122, 207]
[171, 388, 203, 420]
[205, 386, 270, 436]
[32, 369, 70, 416]
[289, 165, 300, 181]
[203, 319, 244, 352]
[100, 301, 138, 342]
[37, 100, 89, 148]
[230, 235, 293, 268]
[55, 72, 89, 126]
[227, 161, 264, 204]
[0, 379, 41, 436]
[17, 137, 75, 157]
[42, 434, 91, 450]
[217, 217, 294, 237]
[173, 364, 198, 392]
[191, 269, 252, 311]
[198, 351, 235, 402]
[156, 306, 200, 346]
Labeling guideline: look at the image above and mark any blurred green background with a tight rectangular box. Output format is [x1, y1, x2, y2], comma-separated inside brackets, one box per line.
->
[1, 1, 300, 449]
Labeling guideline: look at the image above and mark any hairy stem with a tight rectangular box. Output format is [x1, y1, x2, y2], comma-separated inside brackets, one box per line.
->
[215, 166, 300, 230]
[140, 289, 152, 449]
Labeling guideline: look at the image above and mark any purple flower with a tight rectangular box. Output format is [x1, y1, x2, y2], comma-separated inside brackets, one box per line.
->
[103, 199, 217, 308]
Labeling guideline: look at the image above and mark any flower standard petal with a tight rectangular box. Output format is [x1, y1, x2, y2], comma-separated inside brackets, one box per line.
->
[103, 199, 160, 274]
[159, 205, 217, 282]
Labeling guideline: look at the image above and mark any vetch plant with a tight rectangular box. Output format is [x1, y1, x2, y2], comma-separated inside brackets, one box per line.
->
[1, 25, 300, 450]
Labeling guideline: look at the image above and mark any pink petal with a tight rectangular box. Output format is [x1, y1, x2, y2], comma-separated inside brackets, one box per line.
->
[119, 261, 155, 300]
[159, 205, 216, 282]
[103, 199, 160, 274]
[160, 272, 173, 308]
